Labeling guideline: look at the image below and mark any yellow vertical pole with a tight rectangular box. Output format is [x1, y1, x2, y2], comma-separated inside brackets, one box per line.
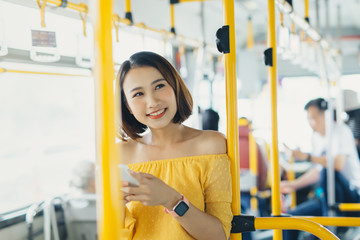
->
[287, 157, 297, 208]
[267, 0, 282, 239]
[304, 0, 309, 22]
[223, 0, 241, 239]
[125, 0, 133, 24]
[94, 0, 122, 240]
[125, 0, 131, 13]
[249, 123, 258, 211]
[247, 17, 254, 50]
[170, 3, 175, 33]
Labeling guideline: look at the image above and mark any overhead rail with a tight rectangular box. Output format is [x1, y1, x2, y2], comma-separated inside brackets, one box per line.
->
[35, 0, 88, 13]
[275, 0, 339, 59]
[36, 0, 88, 36]
[35, 0, 208, 50]
[169, 0, 213, 35]
[112, 14, 203, 49]
[171, 0, 212, 2]
[0, 68, 91, 77]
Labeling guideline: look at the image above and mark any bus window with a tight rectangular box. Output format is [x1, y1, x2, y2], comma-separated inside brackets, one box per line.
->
[0, 63, 94, 213]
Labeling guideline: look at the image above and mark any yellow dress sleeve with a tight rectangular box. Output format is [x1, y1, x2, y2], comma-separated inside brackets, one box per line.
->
[120, 205, 136, 240]
[203, 155, 233, 239]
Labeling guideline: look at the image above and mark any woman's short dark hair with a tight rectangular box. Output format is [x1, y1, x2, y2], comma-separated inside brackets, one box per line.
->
[117, 51, 193, 140]
[304, 98, 328, 112]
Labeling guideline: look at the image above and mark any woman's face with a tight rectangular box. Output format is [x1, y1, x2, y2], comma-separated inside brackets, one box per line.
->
[122, 66, 177, 129]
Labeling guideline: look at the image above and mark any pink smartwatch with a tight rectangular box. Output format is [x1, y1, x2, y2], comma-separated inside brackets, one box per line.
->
[164, 195, 189, 217]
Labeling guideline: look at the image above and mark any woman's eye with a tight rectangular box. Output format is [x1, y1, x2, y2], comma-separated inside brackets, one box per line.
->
[155, 84, 165, 90]
[133, 92, 143, 98]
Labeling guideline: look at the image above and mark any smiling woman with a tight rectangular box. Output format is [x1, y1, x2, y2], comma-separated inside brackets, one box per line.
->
[118, 51, 193, 140]
[123, 67, 178, 130]
[116, 51, 232, 240]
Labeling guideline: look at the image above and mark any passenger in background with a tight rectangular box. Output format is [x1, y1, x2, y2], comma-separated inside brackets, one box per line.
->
[201, 108, 220, 131]
[281, 98, 360, 240]
[343, 89, 360, 158]
[69, 160, 96, 194]
[117, 51, 232, 240]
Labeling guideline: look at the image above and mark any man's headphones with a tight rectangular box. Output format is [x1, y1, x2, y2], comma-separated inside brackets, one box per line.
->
[319, 98, 328, 111]
[305, 98, 328, 111]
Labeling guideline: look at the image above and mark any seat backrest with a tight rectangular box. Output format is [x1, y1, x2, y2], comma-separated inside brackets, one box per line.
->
[239, 125, 250, 169]
[238, 125, 269, 191]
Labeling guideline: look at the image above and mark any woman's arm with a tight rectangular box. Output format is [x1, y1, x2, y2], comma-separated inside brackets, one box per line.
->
[123, 172, 227, 240]
[170, 201, 227, 240]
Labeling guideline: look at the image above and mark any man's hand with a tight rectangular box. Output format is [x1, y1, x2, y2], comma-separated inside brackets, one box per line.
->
[280, 180, 295, 194]
[283, 143, 308, 161]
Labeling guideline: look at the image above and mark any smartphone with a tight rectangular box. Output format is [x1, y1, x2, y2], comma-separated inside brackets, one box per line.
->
[118, 164, 139, 186]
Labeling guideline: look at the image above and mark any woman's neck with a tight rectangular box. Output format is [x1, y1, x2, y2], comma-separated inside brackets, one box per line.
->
[143, 124, 186, 147]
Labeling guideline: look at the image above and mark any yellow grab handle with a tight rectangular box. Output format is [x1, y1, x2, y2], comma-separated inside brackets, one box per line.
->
[255, 217, 339, 240]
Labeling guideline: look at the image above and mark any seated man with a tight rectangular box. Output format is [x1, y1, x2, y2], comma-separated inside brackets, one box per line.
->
[281, 98, 360, 240]
[343, 89, 360, 158]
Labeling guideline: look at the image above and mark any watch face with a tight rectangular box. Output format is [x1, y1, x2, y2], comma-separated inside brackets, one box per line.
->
[174, 201, 189, 217]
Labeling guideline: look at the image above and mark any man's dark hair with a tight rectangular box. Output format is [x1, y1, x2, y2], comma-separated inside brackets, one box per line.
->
[304, 98, 328, 112]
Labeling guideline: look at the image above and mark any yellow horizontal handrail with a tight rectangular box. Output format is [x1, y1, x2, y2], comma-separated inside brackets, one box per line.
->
[36, 1, 214, 50]
[255, 217, 339, 240]
[133, 22, 173, 37]
[36, 0, 88, 13]
[0, 68, 91, 77]
[179, 0, 213, 2]
[112, 15, 203, 48]
[338, 203, 360, 211]
[303, 217, 360, 227]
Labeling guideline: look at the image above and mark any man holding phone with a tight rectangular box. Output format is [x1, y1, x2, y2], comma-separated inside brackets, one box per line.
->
[281, 98, 360, 240]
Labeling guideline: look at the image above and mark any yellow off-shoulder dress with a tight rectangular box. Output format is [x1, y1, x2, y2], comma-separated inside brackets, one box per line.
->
[122, 154, 233, 240]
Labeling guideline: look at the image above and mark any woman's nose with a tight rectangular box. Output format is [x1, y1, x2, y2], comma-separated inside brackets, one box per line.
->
[146, 94, 160, 108]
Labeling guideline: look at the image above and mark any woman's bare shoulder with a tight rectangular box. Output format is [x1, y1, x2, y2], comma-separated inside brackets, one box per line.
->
[194, 130, 227, 155]
[116, 138, 138, 164]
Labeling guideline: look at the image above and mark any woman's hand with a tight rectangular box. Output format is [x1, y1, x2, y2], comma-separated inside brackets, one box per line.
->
[122, 171, 182, 209]
[121, 182, 131, 205]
